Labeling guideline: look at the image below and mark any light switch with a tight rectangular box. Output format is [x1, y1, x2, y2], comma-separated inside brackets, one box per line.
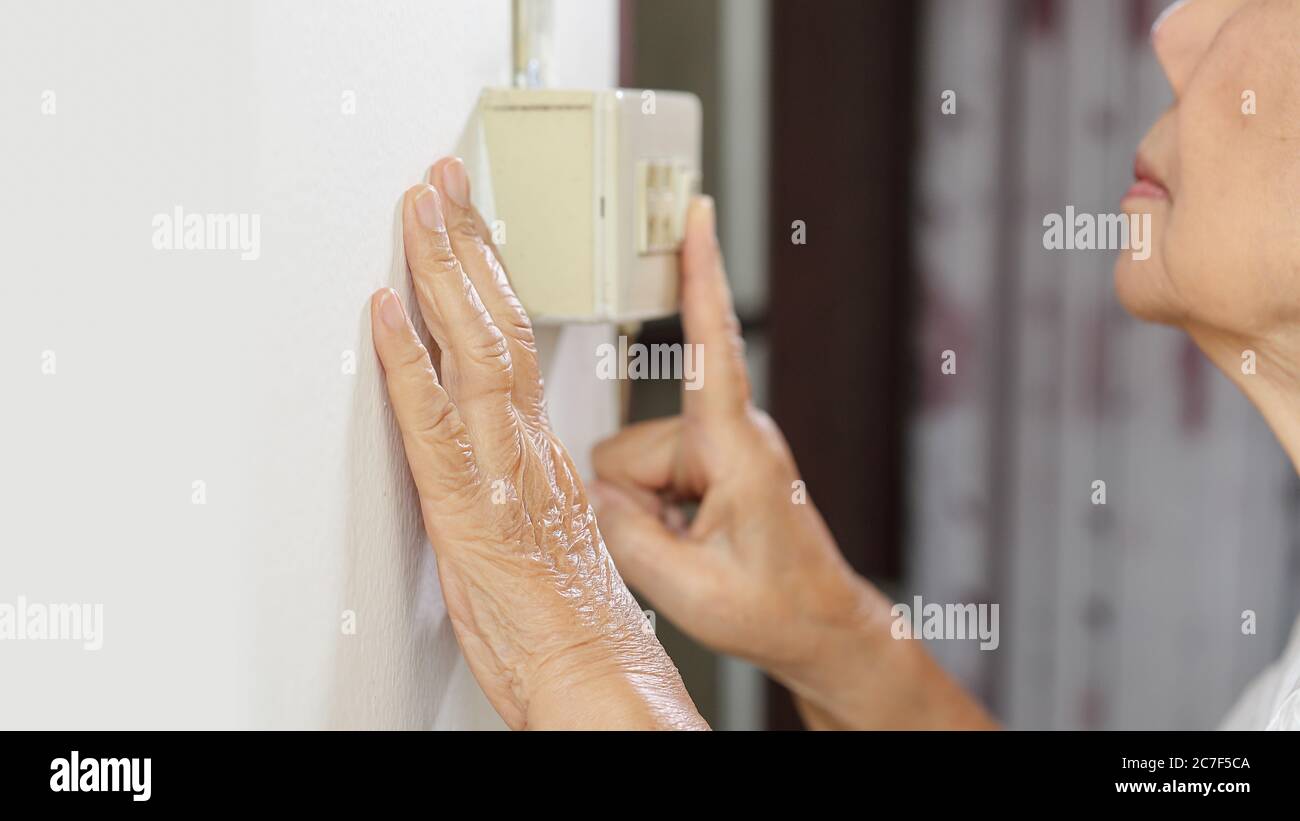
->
[636, 158, 696, 256]
[459, 87, 702, 324]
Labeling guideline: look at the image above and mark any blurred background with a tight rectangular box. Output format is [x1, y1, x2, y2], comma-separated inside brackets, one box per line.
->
[619, 0, 1300, 729]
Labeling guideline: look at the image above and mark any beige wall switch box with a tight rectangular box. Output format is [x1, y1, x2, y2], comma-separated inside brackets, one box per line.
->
[460, 87, 702, 324]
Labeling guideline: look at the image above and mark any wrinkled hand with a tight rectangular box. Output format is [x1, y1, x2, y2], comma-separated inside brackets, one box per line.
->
[370, 157, 704, 730]
[591, 198, 874, 674]
[592, 201, 994, 729]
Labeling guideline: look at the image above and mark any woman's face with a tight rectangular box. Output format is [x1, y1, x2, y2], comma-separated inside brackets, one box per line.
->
[1116, 0, 1300, 341]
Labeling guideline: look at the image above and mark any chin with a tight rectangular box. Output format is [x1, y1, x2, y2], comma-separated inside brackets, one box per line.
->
[1113, 200, 1185, 326]
[1113, 252, 1181, 326]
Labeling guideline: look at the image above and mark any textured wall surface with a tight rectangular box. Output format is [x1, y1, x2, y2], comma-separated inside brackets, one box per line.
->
[0, 0, 618, 729]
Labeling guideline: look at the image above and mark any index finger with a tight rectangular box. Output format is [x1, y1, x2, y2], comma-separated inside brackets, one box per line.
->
[679, 196, 751, 420]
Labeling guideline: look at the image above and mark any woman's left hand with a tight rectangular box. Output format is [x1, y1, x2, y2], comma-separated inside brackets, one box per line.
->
[369, 156, 705, 730]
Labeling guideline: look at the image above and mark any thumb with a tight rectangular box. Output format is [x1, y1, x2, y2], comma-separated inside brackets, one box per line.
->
[590, 480, 700, 611]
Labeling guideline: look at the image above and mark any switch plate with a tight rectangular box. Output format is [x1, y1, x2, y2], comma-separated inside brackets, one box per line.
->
[459, 87, 702, 324]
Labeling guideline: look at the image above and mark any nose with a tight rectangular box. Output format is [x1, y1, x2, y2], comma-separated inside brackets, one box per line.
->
[1150, 0, 1190, 39]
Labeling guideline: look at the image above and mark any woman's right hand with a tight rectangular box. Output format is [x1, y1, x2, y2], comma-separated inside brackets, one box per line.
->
[592, 198, 995, 729]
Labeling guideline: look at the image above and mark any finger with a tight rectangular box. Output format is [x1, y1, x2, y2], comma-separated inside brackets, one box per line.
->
[589, 480, 702, 610]
[402, 184, 521, 473]
[370, 288, 478, 503]
[680, 196, 752, 421]
[429, 157, 547, 423]
[592, 416, 683, 494]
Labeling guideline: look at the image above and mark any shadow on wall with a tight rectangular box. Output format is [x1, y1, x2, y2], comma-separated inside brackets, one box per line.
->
[327, 193, 500, 730]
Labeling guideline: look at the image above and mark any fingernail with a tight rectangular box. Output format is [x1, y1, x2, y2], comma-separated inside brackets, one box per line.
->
[695, 195, 716, 235]
[440, 158, 470, 208]
[378, 289, 406, 331]
[414, 185, 444, 231]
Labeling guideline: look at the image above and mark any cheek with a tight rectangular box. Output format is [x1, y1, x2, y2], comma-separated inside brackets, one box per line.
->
[1161, 199, 1222, 307]
[1162, 143, 1290, 335]
[1159, 36, 1300, 335]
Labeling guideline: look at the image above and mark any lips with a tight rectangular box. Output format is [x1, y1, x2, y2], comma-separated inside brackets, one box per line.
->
[1125, 155, 1170, 202]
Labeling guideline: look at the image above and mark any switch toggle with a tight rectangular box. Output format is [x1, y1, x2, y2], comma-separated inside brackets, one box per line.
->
[637, 159, 697, 256]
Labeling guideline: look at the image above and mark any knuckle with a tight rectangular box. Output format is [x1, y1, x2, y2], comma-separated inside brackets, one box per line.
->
[467, 248, 538, 347]
[468, 324, 512, 368]
[426, 252, 461, 278]
[498, 298, 536, 343]
[393, 338, 432, 372]
[414, 229, 460, 272]
[459, 330, 514, 395]
[411, 392, 462, 443]
[449, 213, 481, 245]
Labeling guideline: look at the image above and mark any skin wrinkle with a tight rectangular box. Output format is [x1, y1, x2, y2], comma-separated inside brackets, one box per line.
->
[374, 175, 708, 729]
[375, 1, 1300, 731]
[1119, 1, 1300, 391]
[493, 420, 645, 685]
[437, 161, 547, 419]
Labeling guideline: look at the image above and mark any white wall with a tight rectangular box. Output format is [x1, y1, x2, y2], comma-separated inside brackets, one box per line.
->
[0, 0, 619, 729]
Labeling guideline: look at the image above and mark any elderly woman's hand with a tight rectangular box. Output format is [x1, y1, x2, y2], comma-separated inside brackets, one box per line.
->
[370, 157, 705, 730]
[591, 199, 995, 730]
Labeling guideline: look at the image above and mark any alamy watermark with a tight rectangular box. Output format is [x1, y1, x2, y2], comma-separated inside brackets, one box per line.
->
[596, 335, 704, 390]
[891, 595, 999, 651]
[0, 596, 103, 650]
[51, 751, 151, 802]
[1043, 206, 1151, 261]
[151, 206, 261, 261]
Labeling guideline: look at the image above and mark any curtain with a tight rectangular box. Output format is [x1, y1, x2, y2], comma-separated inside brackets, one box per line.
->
[909, 0, 1300, 729]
